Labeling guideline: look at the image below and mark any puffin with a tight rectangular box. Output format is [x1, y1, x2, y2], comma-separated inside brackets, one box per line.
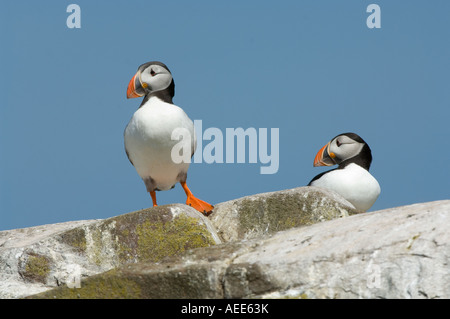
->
[307, 132, 381, 211]
[124, 61, 214, 215]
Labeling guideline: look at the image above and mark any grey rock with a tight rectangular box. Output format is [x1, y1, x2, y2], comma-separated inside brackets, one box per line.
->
[210, 186, 360, 242]
[3, 185, 449, 299]
[0, 204, 219, 299]
[1, 187, 354, 299]
[0, 220, 100, 298]
[29, 200, 450, 299]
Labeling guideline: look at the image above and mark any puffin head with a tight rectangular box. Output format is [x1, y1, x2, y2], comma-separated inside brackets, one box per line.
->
[313, 132, 373, 170]
[127, 61, 175, 101]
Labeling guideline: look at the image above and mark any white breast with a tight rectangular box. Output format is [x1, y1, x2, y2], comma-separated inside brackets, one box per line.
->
[310, 163, 381, 211]
[124, 97, 196, 190]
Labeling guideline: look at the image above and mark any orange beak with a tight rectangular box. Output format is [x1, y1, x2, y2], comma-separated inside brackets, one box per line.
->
[313, 142, 336, 167]
[127, 71, 145, 99]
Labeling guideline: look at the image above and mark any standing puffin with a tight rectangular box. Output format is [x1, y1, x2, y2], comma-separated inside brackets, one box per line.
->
[308, 132, 381, 211]
[124, 61, 213, 215]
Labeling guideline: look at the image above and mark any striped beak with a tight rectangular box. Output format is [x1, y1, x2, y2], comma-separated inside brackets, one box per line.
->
[127, 70, 146, 99]
[313, 142, 336, 167]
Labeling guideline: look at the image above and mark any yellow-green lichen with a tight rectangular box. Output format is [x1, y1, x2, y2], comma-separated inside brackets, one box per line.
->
[28, 269, 142, 299]
[406, 233, 421, 250]
[136, 214, 215, 262]
[85, 226, 105, 266]
[238, 194, 312, 236]
[56, 206, 218, 271]
[59, 228, 87, 253]
[20, 253, 51, 284]
[238, 190, 359, 239]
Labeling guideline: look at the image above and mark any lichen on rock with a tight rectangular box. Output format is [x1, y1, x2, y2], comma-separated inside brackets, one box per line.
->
[6, 190, 447, 300]
[136, 214, 216, 263]
[210, 186, 360, 242]
[0, 204, 220, 298]
[18, 252, 51, 284]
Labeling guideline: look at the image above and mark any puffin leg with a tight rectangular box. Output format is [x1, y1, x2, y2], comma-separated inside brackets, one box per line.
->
[144, 177, 158, 207]
[150, 191, 157, 207]
[180, 181, 214, 216]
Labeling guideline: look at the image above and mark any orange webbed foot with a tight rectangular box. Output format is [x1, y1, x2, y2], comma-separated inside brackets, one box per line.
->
[180, 182, 214, 216]
[186, 195, 214, 216]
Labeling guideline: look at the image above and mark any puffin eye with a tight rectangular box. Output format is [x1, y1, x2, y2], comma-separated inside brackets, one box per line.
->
[336, 140, 342, 147]
[150, 69, 156, 76]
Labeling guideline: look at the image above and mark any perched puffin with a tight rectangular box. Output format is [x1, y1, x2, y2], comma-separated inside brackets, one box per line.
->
[124, 61, 213, 215]
[308, 132, 380, 211]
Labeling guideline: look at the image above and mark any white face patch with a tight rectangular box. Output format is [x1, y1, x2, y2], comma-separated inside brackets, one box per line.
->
[140, 65, 173, 93]
[329, 135, 364, 162]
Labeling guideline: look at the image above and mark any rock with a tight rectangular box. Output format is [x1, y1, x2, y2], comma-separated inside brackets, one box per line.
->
[28, 200, 450, 299]
[210, 186, 360, 242]
[0, 220, 99, 298]
[3, 185, 449, 299]
[0, 187, 354, 299]
[0, 204, 219, 299]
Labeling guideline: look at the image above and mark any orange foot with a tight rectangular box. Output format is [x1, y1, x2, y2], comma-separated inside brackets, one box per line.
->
[180, 182, 214, 216]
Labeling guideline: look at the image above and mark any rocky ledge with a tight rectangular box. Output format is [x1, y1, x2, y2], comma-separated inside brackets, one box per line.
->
[0, 186, 448, 299]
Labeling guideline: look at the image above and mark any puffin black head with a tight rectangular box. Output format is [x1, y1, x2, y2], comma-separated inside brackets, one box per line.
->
[313, 132, 373, 170]
[127, 61, 175, 104]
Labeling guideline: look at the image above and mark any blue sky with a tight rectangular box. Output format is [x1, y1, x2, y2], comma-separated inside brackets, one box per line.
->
[1, 1, 449, 231]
